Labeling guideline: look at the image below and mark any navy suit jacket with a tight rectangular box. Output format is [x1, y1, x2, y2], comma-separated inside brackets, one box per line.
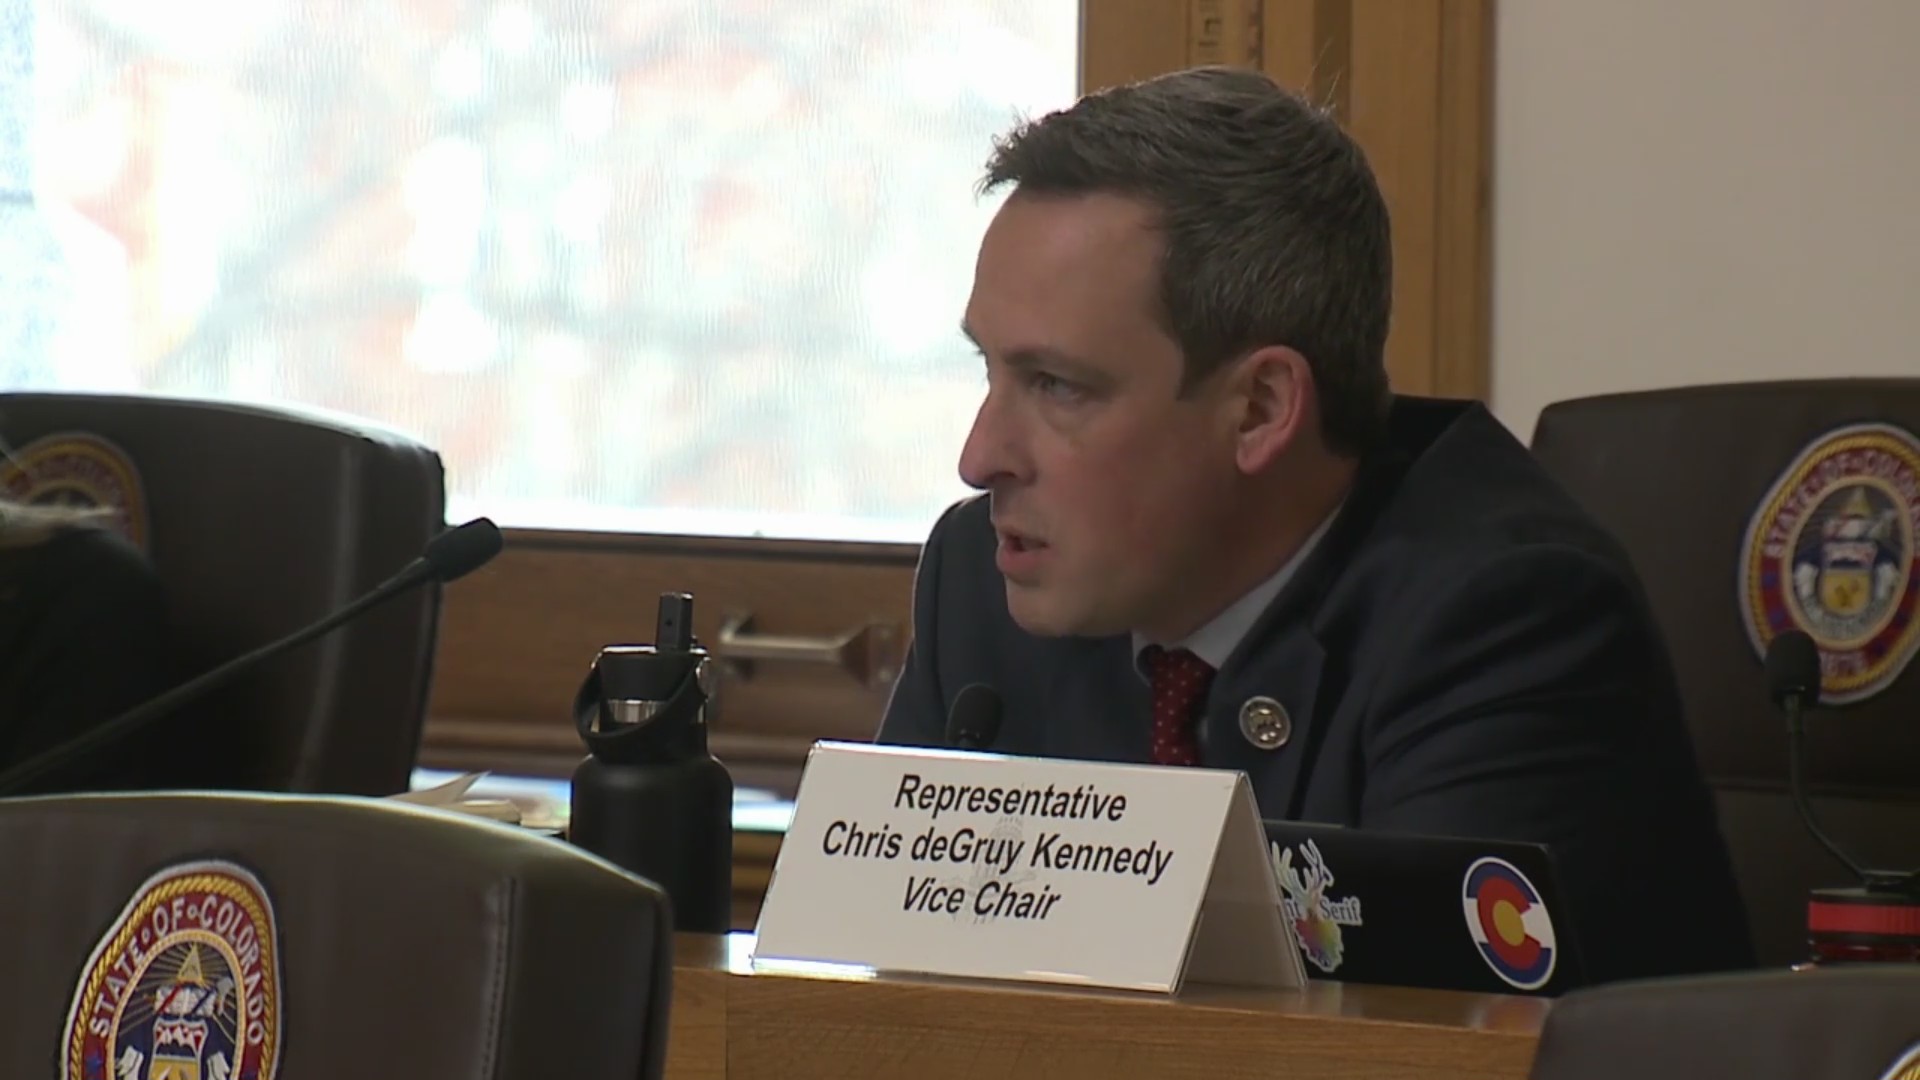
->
[877, 395, 1754, 984]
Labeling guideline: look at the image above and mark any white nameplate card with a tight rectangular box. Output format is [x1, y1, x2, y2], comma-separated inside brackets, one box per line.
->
[751, 740, 1305, 995]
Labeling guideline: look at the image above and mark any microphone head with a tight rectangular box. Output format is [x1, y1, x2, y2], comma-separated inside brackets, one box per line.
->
[945, 683, 1004, 750]
[1766, 629, 1823, 708]
[424, 517, 504, 583]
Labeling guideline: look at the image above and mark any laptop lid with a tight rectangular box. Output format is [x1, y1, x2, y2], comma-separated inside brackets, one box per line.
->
[1262, 819, 1589, 996]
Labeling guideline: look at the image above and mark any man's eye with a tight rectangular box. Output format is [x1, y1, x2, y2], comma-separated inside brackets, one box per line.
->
[1030, 372, 1085, 402]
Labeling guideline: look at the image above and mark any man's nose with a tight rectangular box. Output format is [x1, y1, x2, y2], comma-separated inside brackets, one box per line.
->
[958, 388, 1024, 491]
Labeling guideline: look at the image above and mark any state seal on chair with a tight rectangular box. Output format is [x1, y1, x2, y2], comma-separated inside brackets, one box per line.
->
[62, 860, 282, 1080]
[0, 431, 149, 550]
[1878, 1040, 1920, 1080]
[1739, 422, 1920, 705]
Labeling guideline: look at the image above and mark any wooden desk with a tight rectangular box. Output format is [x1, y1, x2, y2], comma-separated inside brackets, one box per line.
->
[411, 769, 1550, 1075]
[665, 932, 1550, 1080]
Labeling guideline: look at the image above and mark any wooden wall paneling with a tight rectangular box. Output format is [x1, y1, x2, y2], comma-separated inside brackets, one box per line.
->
[1263, 0, 1353, 114]
[1346, 0, 1444, 397]
[1185, 0, 1263, 68]
[1435, 0, 1494, 401]
[1083, 1, 1265, 94]
[1267, 0, 1492, 401]
[422, 530, 919, 790]
[1082, 0, 1199, 92]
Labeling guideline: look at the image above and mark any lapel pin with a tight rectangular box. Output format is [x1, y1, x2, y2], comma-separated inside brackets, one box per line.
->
[1239, 696, 1292, 750]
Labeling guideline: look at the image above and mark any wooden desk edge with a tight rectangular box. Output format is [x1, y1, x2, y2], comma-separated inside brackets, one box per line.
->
[665, 931, 1549, 1080]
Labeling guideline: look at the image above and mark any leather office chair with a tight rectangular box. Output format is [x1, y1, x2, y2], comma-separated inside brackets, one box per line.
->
[1528, 967, 1920, 1080]
[1530, 379, 1920, 968]
[0, 392, 445, 795]
[0, 793, 672, 1080]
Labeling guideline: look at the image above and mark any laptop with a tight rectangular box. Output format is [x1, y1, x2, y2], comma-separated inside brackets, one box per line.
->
[1261, 819, 1589, 996]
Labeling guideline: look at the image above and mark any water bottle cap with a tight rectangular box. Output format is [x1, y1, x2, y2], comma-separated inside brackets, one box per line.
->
[602, 699, 667, 729]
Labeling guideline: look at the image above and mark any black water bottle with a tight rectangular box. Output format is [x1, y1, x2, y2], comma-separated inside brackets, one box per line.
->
[569, 591, 734, 933]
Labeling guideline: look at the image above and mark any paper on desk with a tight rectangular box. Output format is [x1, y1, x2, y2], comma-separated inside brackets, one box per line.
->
[390, 772, 526, 825]
[390, 771, 487, 805]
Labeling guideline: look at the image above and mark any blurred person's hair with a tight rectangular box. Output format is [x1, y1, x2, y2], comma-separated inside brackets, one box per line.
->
[0, 498, 116, 550]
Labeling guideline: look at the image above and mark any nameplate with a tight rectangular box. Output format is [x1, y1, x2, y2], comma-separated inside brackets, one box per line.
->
[751, 741, 1304, 994]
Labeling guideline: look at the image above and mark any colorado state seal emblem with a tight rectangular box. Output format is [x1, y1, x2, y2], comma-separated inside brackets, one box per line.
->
[0, 431, 149, 550]
[1873, 1037, 1920, 1076]
[62, 860, 282, 1080]
[1879, 1040, 1920, 1080]
[1739, 422, 1920, 705]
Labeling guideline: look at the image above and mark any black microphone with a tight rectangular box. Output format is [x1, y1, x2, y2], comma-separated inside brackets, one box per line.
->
[1765, 629, 1901, 889]
[945, 683, 1003, 750]
[420, 516, 506, 583]
[0, 517, 505, 795]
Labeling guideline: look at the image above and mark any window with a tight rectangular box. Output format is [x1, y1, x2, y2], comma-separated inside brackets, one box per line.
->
[6, 1, 1493, 799]
[20, 0, 1080, 544]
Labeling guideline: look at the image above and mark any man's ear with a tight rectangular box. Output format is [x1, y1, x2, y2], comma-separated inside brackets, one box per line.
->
[1230, 346, 1313, 475]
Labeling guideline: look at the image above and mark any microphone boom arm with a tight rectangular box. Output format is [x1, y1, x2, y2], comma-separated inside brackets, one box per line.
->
[1784, 696, 1868, 882]
[0, 560, 437, 795]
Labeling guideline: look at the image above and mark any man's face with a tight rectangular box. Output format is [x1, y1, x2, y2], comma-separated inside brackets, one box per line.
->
[959, 191, 1246, 640]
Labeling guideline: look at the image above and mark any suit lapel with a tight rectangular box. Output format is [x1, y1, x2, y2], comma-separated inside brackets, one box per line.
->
[1201, 625, 1326, 819]
[1190, 450, 1409, 818]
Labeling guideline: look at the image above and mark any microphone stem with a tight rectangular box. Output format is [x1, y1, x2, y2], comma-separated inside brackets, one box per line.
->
[0, 563, 430, 795]
[1786, 699, 1869, 884]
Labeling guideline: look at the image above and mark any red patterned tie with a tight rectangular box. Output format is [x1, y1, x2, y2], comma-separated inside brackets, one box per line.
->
[1144, 646, 1216, 766]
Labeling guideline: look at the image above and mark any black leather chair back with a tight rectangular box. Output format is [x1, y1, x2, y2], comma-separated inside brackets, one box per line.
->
[1529, 966, 1920, 1080]
[0, 392, 445, 794]
[1531, 379, 1920, 967]
[0, 793, 672, 1080]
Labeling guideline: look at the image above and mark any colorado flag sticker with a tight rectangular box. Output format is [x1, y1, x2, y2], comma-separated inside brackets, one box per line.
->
[1462, 856, 1557, 990]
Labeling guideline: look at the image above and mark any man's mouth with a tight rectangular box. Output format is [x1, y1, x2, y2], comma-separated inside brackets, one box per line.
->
[1003, 531, 1044, 553]
[995, 528, 1051, 578]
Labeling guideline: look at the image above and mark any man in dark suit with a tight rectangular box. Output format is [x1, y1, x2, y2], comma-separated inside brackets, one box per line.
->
[876, 66, 1753, 983]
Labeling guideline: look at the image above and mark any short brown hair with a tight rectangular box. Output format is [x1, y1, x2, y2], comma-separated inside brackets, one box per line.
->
[982, 66, 1393, 456]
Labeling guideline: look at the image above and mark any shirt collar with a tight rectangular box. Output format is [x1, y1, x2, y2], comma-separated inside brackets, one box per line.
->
[1132, 504, 1343, 678]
